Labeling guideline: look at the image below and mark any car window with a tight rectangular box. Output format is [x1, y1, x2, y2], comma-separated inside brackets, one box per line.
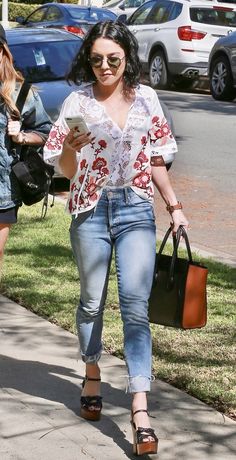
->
[169, 1, 182, 21]
[44, 6, 63, 21]
[69, 7, 94, 20]
[26, 7, 47, 23]
[10, 40, 81, 82]
[145, 0, 173, 24]
[190, 7, 236, 27]
[104, 0, 122, 7]
[128, 1, 155, 24]
[97, 10, 117, 20]
[124, 0, 145, 7]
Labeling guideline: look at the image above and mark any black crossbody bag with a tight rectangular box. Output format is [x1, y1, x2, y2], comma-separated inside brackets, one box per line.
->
[11, 82, 54, 216]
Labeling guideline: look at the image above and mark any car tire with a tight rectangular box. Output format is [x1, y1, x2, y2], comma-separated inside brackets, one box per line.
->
[210, 55, 236, 101]
[149, 51, 170, 89]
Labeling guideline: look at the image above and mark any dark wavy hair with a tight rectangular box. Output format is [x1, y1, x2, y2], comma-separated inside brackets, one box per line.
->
[68, 21, 141, 89]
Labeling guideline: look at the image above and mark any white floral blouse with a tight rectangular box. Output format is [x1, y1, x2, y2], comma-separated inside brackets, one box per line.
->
[44, 83, 177, 216]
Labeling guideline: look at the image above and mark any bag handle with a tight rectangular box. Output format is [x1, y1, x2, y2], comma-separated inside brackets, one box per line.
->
[155, 226, 192, 289]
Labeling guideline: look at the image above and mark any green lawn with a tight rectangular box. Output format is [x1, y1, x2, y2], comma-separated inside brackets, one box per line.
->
[1, 201, 235, 420]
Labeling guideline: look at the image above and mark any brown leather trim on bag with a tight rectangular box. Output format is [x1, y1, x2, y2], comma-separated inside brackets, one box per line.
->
[150, 156, 165, 167]
[182, 264, 208, 329]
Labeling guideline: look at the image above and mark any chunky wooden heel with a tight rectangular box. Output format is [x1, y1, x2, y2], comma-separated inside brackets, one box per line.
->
[80, 376, 102, 421]
[130, 409, 158, 456]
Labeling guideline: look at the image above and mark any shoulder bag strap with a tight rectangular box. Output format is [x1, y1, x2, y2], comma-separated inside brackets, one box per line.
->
[11, 82, 31, 157]
[15, 81, 31, 113]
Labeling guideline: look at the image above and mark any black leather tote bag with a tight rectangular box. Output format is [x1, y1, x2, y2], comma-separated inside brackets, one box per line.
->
[148, 226, 208, 329]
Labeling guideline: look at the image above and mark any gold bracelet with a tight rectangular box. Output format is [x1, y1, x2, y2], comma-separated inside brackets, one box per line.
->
[166, 201, 183, 213]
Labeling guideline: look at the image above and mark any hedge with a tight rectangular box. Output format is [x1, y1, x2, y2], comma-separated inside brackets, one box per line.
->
[0, 1, 80, 22]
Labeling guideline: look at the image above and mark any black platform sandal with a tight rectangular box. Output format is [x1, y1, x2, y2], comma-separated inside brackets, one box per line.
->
[80, 376, 102, 421]
[131, 409, 158, 456]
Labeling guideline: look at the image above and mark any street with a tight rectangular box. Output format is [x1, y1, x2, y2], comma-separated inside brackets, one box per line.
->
[155, 90, 236, 264]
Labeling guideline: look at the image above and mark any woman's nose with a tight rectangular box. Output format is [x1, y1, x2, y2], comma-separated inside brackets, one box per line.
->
[100, 57, 109, 69]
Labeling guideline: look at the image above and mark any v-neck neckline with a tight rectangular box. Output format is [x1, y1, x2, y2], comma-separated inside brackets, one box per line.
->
[90, 84, 136, 133]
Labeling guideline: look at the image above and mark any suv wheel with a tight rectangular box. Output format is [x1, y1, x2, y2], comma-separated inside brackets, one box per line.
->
[149, 51, 169, 89]
[210, 55, 236, 101]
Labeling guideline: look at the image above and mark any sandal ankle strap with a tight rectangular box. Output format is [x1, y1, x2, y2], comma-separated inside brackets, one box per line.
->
[132, 409, 149, 416]
[84, 375, 101, 382]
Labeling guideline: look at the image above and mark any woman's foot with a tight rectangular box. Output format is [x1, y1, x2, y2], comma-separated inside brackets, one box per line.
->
[131, 392, 158, 455]
[80, 364, 102, 421]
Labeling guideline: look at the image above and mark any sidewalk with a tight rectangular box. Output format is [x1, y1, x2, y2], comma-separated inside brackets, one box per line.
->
[0, 295, 235, 460]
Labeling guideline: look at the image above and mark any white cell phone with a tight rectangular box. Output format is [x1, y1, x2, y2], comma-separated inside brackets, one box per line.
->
[65, 115, 89, 135]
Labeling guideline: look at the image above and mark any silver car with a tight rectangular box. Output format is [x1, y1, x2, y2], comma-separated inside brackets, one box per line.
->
[208, 30, 236, 101]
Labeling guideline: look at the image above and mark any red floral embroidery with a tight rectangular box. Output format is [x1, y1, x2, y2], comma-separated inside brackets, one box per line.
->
[79, 175, 85, 184]
[92, 157, 107, 171]
[101, 167, 109, 175]
[74, 193, 79, 204]
[150, 116, 172, 143]
[134, 151, 148, 170]
[87, 182, 96, 195]
[45, 125, 66, 150]
[80, 159, 87, 169]
[98, 139, 107, 148]
[68, 199, 73, 213]
[141, 136, 147, 145]
[133, 171, 151, 189]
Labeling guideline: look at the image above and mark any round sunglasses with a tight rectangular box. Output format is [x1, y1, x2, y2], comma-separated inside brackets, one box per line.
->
[89, 55, 125, 69]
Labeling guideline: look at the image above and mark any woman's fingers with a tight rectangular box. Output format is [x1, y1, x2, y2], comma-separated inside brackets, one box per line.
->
[171, 210, 189, 234]
[7, 119, 21, 135]
[64, 129, 93, 153]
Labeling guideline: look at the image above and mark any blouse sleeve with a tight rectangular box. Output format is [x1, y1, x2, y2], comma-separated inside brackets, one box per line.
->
[43, 94, 73, 170]
[149, 91, 178, 167]
[21, 88, 52, 141]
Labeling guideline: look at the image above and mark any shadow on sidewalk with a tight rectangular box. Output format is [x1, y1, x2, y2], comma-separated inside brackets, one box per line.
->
[0, 354, 148, 459]
[1, 354, 235, 459]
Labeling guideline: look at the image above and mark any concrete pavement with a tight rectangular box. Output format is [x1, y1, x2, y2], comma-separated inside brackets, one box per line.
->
[0, 295, 235, 460]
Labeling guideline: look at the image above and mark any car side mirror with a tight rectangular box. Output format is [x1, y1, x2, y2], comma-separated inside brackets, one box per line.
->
[15, 16, 25, 24]
[118, 14, 127, 23]
[119, 4, 125, 10]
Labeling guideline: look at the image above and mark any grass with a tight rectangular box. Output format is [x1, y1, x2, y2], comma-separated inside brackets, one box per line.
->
[1, 201, 235, 420]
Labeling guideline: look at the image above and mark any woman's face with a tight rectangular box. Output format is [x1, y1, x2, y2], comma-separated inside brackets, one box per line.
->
[89, 37, 126, 87]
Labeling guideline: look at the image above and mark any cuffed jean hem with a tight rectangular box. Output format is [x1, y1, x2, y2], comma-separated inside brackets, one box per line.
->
[81, 349, 102, 364]
[127, 375, 151, 393]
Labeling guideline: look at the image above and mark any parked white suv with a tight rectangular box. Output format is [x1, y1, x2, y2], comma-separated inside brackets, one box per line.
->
[125, 0, 236, 89]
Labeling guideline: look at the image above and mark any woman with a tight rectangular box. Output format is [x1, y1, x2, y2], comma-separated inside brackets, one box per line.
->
[0, 25, 52, 279]
[44, 21, 189, 456]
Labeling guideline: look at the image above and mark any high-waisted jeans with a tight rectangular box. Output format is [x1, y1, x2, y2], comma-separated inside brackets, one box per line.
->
[70, 187, 156, 393]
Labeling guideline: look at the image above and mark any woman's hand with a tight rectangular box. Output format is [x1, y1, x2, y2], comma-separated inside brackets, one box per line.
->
[62, 128, 94, 156]
[7, 119, 22, 142]
[171, 209, 189, 234]
[59, 128, 94, 180]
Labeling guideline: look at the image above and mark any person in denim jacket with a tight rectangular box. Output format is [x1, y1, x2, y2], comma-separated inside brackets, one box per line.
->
[0, 25, 52, 278]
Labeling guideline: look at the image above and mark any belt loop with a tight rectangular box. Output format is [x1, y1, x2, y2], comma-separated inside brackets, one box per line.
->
[124, 188, 129, 203]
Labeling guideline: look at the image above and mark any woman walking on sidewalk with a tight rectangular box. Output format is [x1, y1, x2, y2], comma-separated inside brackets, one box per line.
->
[0, 25, 51, 279]
[44, 21, 189, 456]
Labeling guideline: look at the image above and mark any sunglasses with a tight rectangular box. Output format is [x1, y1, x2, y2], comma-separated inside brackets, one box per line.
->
[89, 55, 125, 69]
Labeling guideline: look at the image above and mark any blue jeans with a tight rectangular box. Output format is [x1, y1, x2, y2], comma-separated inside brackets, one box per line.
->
[70, 187, 156, 393]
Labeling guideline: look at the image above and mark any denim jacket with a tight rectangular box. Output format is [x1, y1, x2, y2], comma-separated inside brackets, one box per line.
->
[0, 84, 52, 209]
